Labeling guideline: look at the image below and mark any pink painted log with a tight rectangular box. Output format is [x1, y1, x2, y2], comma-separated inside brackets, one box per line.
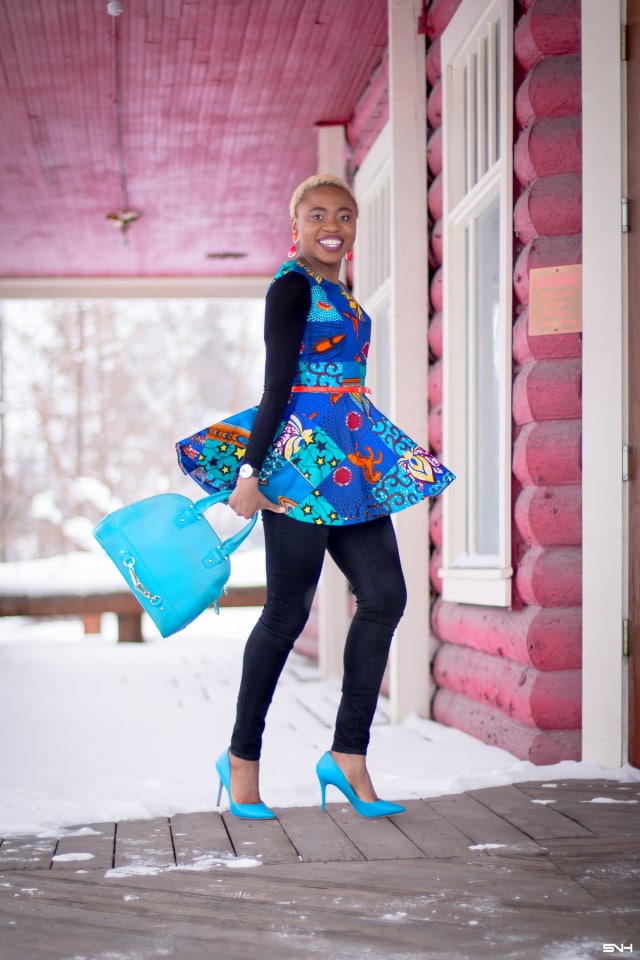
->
[427, 125, 442, 175]
[512, 309, 582, 363]
[513, 235, 582, 304]
[514, 116, 582, 186]
[429, 265, 443, 311]
[424, 0, 464, 41]
[430, 216, 443, 263]
[432, 689, 581, 763]
[516, 545, 582, 607]
[514, 0, 581, 72]
[513, 419, 582, 486]
[430, 497, 443, 547]
[426, 36, 441, 86]
[428, 403, 443, 455]
[427, 79, 442, 130]
[428, 171, 443, 220]
[428, 310, 443, 357]
[512, 358, 582, 424]
[514, 484, 582, 547]
[514, 174, 582, 244]
[347, 53, 388, 146]
[430, 546, 443, 593]
[432, 643, 582, 728]
[433, 598, 581, 670]
[515, 55, 581, 129]
[428, 357, 443, 407]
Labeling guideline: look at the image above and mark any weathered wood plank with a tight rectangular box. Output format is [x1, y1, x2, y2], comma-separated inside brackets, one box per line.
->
[170, 811, 234, 866]
[0, 837, 57, 870]
[395, 799, 478, 858]
[426, 792, 546, 853]
[114, 817, 175, 870]
[324, 804, 424, 861]
[221, 814, 300, 864]
[468, 784, 592, 839]
[516, 780, 640, 835]
[51, 823, 115, 872]
[276, 806, 365, 863]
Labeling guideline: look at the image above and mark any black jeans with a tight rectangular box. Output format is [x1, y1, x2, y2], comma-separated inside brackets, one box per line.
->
[230, 511, 407, 761]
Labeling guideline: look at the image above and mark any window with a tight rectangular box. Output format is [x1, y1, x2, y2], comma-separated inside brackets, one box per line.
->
[354, 125, 392, 412]
[439, 0, 513, 606]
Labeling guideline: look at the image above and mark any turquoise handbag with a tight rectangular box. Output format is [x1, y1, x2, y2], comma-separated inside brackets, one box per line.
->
[93, 489, 258, 638]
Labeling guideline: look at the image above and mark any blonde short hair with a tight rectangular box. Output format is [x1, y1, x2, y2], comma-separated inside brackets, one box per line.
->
[289, 174, 358, 220]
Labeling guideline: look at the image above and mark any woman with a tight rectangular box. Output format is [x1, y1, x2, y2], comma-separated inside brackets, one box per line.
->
[179, 174, 454, 819]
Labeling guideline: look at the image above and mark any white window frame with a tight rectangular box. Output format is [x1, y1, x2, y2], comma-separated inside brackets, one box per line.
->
[440, 0, 513, 607]
[354, 124, 392, 410]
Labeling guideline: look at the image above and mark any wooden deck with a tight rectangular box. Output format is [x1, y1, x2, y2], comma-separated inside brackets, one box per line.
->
[1, 779, 638, 959]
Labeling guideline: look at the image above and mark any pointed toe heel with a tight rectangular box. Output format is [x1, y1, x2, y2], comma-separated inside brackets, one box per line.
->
[215, 750, 276, 820]
[315, 751, 406, 818]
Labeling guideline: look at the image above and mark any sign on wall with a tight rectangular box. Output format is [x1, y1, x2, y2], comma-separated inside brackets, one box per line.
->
[529, 264, 583, 335]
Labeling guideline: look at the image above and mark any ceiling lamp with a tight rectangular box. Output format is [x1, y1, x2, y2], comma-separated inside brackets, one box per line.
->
[105, 0, 142, 245]
[105, 210, 143, 242]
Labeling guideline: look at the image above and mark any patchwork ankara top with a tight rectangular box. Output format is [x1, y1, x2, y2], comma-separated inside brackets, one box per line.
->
[177, 261, 455, 525]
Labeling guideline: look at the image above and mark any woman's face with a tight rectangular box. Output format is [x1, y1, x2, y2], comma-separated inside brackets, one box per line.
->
[292, 185, 357, 279]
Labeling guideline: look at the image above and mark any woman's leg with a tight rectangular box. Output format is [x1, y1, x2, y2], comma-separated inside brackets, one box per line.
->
[326, 516, 407, 799]
[229, 512, 328, 767]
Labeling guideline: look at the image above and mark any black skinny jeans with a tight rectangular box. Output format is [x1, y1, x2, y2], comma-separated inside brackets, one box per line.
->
[230, 511, 407, 761]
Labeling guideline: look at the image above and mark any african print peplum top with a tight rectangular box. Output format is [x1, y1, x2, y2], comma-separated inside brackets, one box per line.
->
[177, 261, 455, 525]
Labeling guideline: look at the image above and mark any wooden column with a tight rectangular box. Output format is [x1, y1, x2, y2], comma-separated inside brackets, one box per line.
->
[387, 0, 430, 721]
[581, 0, 625, 767]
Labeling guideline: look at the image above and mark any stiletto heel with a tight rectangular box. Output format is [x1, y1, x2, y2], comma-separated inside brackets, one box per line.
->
[315, 751, 406, 818]
[215, 750, 276, 820]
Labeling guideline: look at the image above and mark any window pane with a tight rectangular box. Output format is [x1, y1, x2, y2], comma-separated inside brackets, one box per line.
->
[474, 195, 500, 555]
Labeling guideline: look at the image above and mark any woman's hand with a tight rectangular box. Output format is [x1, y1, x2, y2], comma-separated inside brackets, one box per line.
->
[228, 477, 287, 519]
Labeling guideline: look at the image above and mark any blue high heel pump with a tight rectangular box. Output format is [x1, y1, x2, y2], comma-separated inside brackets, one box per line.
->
[215, 751, 276, 820]
[316, 751, 406, 818]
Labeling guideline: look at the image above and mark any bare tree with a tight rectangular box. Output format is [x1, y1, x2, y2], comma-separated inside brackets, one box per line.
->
[1, 297, 263, 560]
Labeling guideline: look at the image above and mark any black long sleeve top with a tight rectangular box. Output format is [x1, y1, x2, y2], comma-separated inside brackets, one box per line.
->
[242, 270, 311, 470]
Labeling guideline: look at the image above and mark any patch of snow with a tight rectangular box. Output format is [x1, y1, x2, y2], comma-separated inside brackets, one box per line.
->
[52, 852, 95, 862]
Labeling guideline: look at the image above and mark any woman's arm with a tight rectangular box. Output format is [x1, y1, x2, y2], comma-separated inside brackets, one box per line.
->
[229, 270, 310, 517]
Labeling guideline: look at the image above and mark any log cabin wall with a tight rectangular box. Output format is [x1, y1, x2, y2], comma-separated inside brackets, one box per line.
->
[425, 0, 583, 763]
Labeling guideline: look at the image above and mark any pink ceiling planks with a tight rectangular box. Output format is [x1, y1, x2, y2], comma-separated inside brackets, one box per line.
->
[0, 0, 387, 279]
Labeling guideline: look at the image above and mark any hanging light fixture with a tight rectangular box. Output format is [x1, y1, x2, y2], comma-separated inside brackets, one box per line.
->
[105, 0, 142, 244]
[105, 210, 142, 235]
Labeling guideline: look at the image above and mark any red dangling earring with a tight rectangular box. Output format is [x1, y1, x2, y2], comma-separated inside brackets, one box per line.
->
[287, 242, 297, 258]
[345, 248, 353, 262]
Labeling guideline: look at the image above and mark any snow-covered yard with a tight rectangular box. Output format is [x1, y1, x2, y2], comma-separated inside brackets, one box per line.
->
[1, 569, 638, 839]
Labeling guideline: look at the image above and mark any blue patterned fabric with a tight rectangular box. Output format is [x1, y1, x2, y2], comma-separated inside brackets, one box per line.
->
[177, 261, 455, 525]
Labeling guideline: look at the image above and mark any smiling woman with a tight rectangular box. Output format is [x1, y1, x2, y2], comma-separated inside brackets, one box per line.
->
[177, 174, 454, 823]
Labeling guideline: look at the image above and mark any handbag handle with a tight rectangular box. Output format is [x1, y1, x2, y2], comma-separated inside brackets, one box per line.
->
[192, 489, 259, 556]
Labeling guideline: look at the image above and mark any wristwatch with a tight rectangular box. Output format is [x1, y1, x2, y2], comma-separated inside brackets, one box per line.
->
[238, 463, 260, 479]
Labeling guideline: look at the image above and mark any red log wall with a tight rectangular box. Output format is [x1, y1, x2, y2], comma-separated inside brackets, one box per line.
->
[425, 0, 582, 763]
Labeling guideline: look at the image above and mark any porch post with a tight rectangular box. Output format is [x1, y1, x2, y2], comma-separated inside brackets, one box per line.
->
[387, 0, 431, 721]
[581, 0, 626, 766]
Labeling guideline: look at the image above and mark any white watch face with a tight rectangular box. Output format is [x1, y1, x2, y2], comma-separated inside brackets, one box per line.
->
[239, 464, 254, 479]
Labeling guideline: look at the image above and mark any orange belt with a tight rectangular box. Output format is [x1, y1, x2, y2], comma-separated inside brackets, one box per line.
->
[291, 385, 370, 395]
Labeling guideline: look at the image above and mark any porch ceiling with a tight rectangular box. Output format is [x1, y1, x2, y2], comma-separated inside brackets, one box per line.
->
[0, 1, 387, 281]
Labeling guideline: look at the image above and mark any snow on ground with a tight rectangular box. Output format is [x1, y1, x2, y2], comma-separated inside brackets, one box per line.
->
[0, 551, 638, 838]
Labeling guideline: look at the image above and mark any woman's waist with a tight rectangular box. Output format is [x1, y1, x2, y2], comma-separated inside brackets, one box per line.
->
[293, 360, 367, 391]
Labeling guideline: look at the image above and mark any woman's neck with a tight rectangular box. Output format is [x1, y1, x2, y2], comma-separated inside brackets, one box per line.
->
[296, 256, 341, 285]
